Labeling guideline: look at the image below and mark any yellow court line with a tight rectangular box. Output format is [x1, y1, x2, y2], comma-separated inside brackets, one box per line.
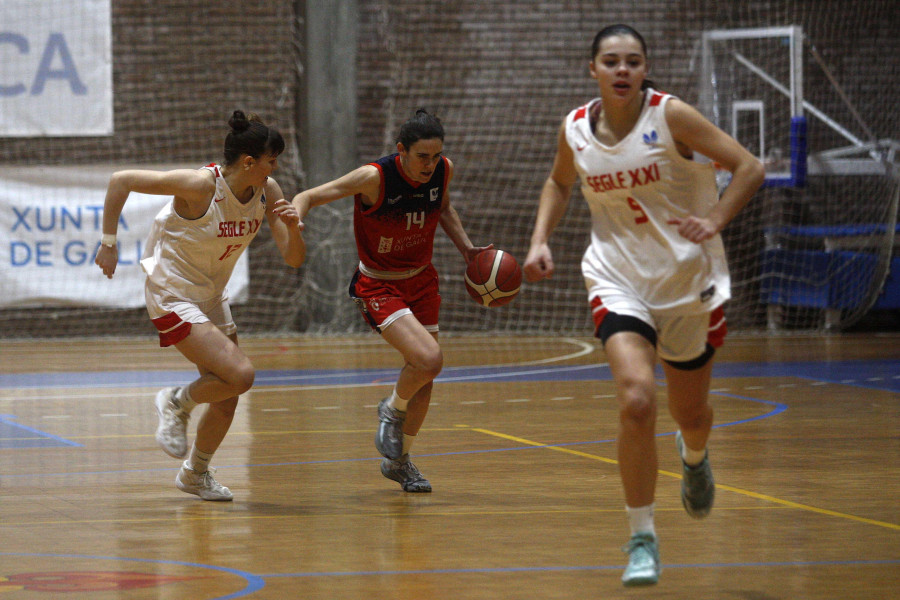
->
[471, 427, 900, 532]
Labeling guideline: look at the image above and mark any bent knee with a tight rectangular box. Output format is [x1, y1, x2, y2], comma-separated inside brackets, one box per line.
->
[227, 364, 255, 395]
[412, 349, 443, 380]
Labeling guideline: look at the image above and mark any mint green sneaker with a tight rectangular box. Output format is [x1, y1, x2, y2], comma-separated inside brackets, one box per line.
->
[676, 430, 715, 518]
[621, 532, 660, 586]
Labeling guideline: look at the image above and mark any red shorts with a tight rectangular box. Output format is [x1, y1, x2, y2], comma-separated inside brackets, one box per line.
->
[349, 264, 441, 333]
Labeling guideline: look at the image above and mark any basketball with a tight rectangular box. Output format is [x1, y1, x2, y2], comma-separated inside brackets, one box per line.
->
[464, 249, 522, 308]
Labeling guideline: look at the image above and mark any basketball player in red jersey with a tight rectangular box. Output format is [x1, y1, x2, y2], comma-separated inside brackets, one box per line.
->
[292, 110, 491, 492]
[96, 111, 305, 501]
[524, 25, 763, 585]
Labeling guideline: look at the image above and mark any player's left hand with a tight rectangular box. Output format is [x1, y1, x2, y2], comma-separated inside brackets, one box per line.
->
[465, 243, 494, 264]
[272, 198, 300, 228]
[667, 216, 718, 244]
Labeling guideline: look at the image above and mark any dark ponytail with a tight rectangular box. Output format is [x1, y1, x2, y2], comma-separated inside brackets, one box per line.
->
[223, 110, 285, 166]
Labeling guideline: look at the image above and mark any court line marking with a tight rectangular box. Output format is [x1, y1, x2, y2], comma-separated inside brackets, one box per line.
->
[0, 338, 597, 392]
[471, 427, 900, 532]
[0, 552, 262, 600]
[0, 414, 82, 448]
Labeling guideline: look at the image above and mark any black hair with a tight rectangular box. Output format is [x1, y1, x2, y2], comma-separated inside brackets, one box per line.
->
[223, 110, 285, 166]
[396, 109, 445, 150]
[591, 24, 656, 91]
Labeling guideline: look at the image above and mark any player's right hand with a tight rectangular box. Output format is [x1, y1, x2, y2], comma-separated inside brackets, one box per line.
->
[95, 245, 119, 279]
[523, 244, 554, 282]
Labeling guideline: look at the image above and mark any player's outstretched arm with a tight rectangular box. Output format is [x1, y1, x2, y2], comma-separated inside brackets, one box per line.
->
[95, 168, 213, 279]
[290, 165, 381, 221]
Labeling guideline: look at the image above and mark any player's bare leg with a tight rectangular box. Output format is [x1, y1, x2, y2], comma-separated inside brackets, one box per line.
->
[380, 315, 442, 414]
[665, 360, 715, 518]
[376, 315, 439, 491]
[606, 332, 659, 508]
[605, 332, 661, 585]
[165, 327, 251, 500]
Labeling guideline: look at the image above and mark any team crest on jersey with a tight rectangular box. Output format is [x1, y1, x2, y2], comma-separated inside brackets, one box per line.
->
[642, 130, 660, 145]
[430, 188, 439, 202]
[377, 236, 393, 254]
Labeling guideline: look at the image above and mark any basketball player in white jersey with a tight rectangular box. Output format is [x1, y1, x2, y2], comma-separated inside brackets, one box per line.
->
[523, 25, 764, 586]
[95, 111, 305, 500]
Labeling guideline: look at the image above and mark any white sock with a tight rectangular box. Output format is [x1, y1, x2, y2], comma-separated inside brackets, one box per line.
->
[175, 386, 197, 416]
[681, 437, 707, 466]
[387, 387, 409, 413]
[188, 444, 214, 473]
[626, 504, 656, 537]
[402, 433, 415, 456]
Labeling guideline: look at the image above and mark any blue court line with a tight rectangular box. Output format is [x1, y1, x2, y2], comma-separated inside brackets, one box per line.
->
[0, 413, 83, 449]
[2, 359, 899, 391]
[261, 558, 900, 578]
[0, 552, 264, 600]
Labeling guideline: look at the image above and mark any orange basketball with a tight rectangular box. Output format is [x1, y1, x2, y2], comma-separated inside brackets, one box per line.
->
[464, 249, 522, 307]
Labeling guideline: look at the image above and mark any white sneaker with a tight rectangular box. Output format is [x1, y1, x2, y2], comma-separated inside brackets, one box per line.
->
[175, 461, 233, 501]
[154, 387, 189, 458]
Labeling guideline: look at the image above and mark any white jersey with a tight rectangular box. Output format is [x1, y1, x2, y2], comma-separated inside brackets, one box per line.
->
[568, 89, 730, 315]
[140, 164, 267, 302]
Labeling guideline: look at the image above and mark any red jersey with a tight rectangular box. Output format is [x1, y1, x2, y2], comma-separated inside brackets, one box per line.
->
[353, 153, 448, 272]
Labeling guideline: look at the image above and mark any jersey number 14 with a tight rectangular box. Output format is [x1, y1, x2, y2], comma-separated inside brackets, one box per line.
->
[405, 211, 426, 230]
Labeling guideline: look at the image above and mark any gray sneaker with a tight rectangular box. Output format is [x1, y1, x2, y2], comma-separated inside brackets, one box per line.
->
[380, 454, 431, 493]
[175, 461, 233, 501]
[676, 430, 715, 518]
[154, 387, 188, 458]
[375, 397, 405, 460]
[621, 532, 660, 586]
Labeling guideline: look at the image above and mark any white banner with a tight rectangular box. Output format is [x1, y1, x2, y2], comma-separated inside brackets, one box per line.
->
[0, 0, 113, 136]
[0, 166, 249, 309]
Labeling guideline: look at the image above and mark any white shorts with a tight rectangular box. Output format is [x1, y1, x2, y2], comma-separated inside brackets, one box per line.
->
[589, 288, 726, 363]
[145, 282, 236, 347]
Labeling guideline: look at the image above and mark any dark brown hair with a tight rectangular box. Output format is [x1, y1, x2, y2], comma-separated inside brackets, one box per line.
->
[591, 24, 656, 90]
[223, 110, 285, 166]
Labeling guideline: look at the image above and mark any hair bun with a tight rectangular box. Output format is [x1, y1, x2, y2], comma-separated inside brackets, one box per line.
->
[228, 110, 251, 133]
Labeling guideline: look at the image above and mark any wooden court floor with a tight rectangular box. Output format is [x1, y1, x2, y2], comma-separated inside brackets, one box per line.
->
[1, 333, 898, 599]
